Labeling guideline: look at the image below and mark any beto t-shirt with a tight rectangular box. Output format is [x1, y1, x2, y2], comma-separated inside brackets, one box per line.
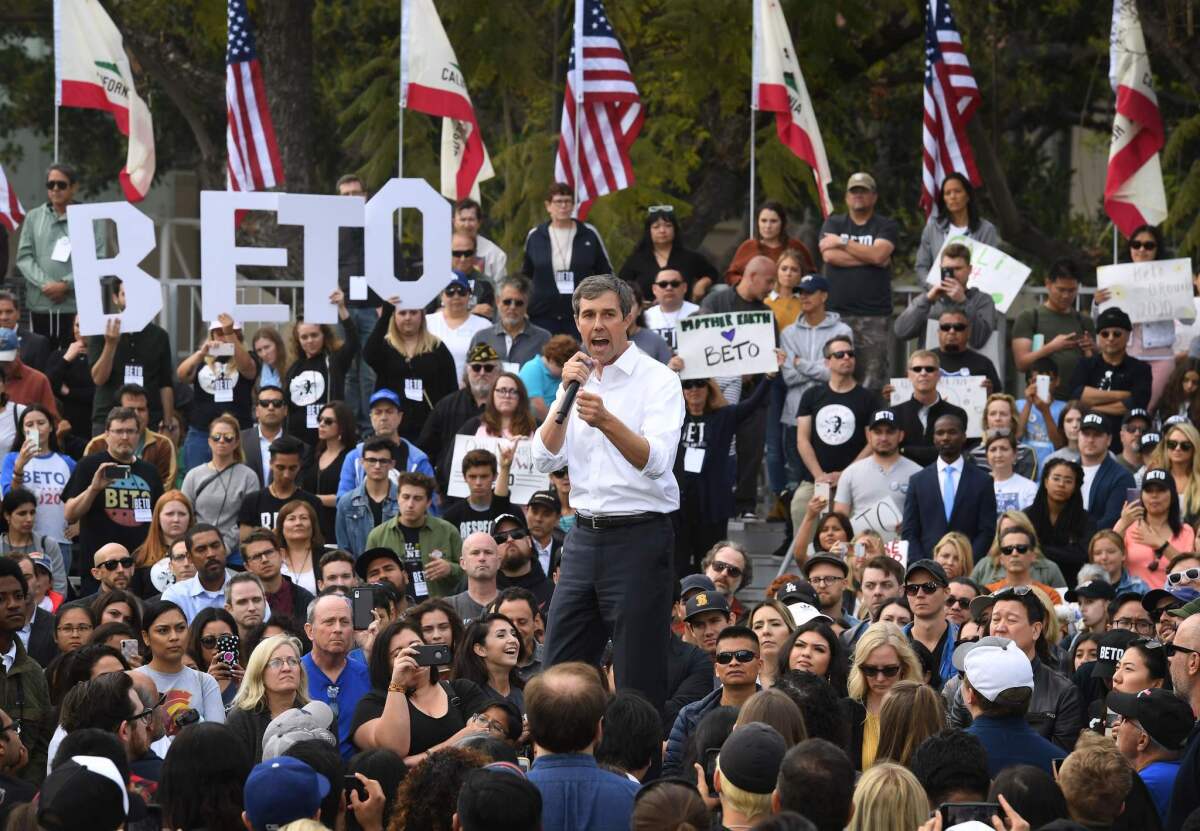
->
[442, 493, 512, 540]
[821, 213, 900, 316]
[796, 384, 882, 479]
[62, 451, 163, 564]
[399, 524, 428, 601]
[237, 487, 323, 533]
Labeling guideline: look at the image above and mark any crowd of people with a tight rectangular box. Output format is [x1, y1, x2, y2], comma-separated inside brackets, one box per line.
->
[0, 161, 1199, 830]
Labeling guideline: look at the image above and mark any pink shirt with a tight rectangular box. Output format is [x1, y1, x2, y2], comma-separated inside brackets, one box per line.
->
[1124, 522, 1195, 590]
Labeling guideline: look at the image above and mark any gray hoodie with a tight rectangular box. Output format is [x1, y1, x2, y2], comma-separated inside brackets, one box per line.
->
[779, 311, 854, 425]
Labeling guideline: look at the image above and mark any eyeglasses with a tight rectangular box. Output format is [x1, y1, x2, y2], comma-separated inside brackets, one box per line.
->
[500, 298, 526, 307]
[362, 456, 393, 467]
[946, 596, 973, 609]
[993, 585, 1034, 599]
[909, 365, 938, 374]
[242, 549, 277, 564]
[318, 417, 338, 427]
[809, 575, 843, 586]
[1098, 329, 1125, 339]
[469, 363, 497, 373]
[1130, 240, 1158, 251]
[127, 706, 156, 724]
[1149, 603, 1182, 623]
[1166, 642, 1199, 658]
[451, 249, 477, 258]
[494, 387, 520, 398]
[258, 399, 286, 409]
[169, 552, 190, 563]
[1169, 568, 1200, 587]
[98, 557, 134, 571]
[859, 664, 902, 678]
[654, 280, 683, 289]
[46, 180, 70, 191]
[681, 380, 707, 390]
[1167, 440, 1194, 451]
[1113, 617, 1155, 634]
[492, 529, 529, 545]
[2, 720, 22, 737]
[709, 560, 743, 579]
[444, 286, 471, 297]
[57, 624, 93, 634]
[1122, 424, 1146, 435]
[999, 544, 1031, 555]
[209, 434, 237, 443]
[715, 649, 757, 665]
[267, 656, 302, 670]
[199, 635, 224, 649]
[939, 323, 968, 332]
[828, 350, 855, 360]
[905, 582, 941, 596]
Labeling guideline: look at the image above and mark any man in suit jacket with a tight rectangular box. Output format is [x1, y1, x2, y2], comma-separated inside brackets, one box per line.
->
[241, 385, 309, 488]
[889, 349, 969, 467]
[25, 606, 55, 668]
[902, 412, 997, 561]
[1078, 412, 1135, 530]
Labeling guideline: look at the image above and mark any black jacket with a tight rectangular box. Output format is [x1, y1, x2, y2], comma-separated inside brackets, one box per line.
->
[618, 243, 716, 298]
[14, 327, 50, 374]
[283, 316, 359, 444]
[419, 388, 485, 495]
[363, 305, 458, 443]
[497, 558, 554, 614]
[26, 608, 55, 668]
[521, 220, 611, 332]
[664, 636, 714, 736]
[46, 343, 95, 445]
[240, 428, 311, 489]
[891, 396, 969, 467]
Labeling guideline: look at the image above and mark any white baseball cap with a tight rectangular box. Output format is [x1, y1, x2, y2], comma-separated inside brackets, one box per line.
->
[785, 601, 833, 627]
[957, 636, 1034, 701]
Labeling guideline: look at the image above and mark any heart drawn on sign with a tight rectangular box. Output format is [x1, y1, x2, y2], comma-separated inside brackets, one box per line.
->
[720, 328, 736, 342]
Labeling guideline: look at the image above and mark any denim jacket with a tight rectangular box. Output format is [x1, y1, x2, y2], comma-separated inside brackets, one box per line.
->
[335, 481, 398, 558]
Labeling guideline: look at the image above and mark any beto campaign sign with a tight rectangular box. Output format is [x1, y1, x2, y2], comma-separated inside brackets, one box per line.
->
[676, 311, 777, 380]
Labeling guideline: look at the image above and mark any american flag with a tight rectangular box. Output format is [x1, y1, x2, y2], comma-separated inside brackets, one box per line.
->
[0, 164, 23, 233]
[554, 0, 643, 219]
[226, 0, 284, 191]
[920, 0, 981, 216]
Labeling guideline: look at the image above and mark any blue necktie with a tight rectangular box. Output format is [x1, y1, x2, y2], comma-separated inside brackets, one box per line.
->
[943, 465, 957, 523]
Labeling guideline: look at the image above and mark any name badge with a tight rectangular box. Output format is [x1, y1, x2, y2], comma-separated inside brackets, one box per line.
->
[213, 376, 234, 403]
[555, 270, 575, 295]
[306, 404, 321, 429]
[684, 447, 705, 473]
[502, 361, 520, 375]
[123, 364, 144, 387]
[349, 276, 368, 301]
[51, 236, 72, 263]
[133, 497, 152, 524]
[404, 378, 424, 402]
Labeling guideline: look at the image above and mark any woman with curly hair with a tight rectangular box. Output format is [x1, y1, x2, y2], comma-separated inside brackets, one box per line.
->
[933, 531, 974, 581]
[387, 747, 486, 831]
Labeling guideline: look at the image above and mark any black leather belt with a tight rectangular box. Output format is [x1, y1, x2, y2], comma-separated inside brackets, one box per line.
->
[574, 512, 663, 530]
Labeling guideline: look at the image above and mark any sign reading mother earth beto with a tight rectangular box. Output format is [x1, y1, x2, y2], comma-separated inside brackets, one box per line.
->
[677, 311, 777, 380]
[64, 178, 451, 336]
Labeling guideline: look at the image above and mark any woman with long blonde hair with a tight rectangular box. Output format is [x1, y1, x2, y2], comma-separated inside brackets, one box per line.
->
[226, 635, 310, 763]
[970, 393, 1037, 478]
[933, 531, 974, 581]
[1145, 421, 1200, 523]
[847, 623, 923, 770]
[847, 763, 929, 831]
[970, 510, 1066, 587]
[364, 298, 458, 442]
[874, 680, 945, 767]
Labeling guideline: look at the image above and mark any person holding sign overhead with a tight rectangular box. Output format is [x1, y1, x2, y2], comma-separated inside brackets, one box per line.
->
[283, 288, 356, 446]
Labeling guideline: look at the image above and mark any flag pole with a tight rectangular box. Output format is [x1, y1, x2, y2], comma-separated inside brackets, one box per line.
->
[52, 0, 62, 162]
[571, 0, 583, 210]
[748, 0, 758, 237]
[1113, 223, 1119, 265]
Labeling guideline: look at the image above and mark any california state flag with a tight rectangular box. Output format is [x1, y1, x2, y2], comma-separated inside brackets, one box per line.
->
[401, 0, 494, 202]
[54, 0, 155, 201]
[752, 0, 833, 217]
[1105, 0, 1167, 235]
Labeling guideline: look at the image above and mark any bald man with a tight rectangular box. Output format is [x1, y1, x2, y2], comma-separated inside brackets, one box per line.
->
[700, 254, 777, 517]
[445, 531, 500, 626]
[91, 542, 134, 594]
[1166, 613, 1200, 829]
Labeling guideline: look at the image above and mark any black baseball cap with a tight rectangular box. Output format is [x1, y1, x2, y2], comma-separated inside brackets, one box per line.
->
[776, 579, 820, 608]
[1122, 408, 1151, 426]
[868, 410, 898, 429]
[1066, 580, 1117, 603]
[526, 490, 562, 513]
[1107, 688, 1195, 751]
[1097, 307, 1133, 332]
[905, 559, 948, 587]
[683, 590, 730, 622]
[491, 512, 528, 533]
[717, 722, 787, 794]
[355, 547, 403, 580]
[1080, 413, 1108, 433]
[1094, 629, 1140, 682]
[1140, 432, 1163, 453]
[680, 574, 717, 600]
[802, 553, 849, 578]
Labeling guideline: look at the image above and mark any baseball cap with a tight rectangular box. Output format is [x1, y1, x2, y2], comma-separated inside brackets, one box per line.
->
[802, 552, 849, 578]
[1107, 687, 1195, 751]
[355, 547, 403, 580]
[785, 602, 834, 627]
[905, 559, 949, 588]
[1142, 586, 1199, 613]
[954, 636, 1034, 701]
[526, 489, 562, 513]
[680, 574, 717, 600]
[717, 723, 787, 794]
[1164, 414, 1191, 428]
[0, 329, 18, 363]
[1140, 432, 1163, 453]
[261, 701, 337, 760]
[1168, 596, 1200, 620]
[846, 172, 877, 192]
[207, 319, 243, 330]
[1066, 580, 1117, 603]
[243, 756, 332, 831]
[491, 512, 528, 533]
[1122, 408, 1151, 426]
[796, 275, 830, 294]
[447, 274, 472, 293]
[369, 388, 403, 409]
[27, 551, 54, 577]
[1079, 413, 1108, 432]
[1143, 469, 1171, 489]
[684, 590, 730, 622]
[1094, 629, 1140, 681]
[776, 579, 819, 608]
[868, 409, 898, 429]
[1096, 307, 1133, 332]
[38, 755, 129, 831]
[467, 342, 500, 363]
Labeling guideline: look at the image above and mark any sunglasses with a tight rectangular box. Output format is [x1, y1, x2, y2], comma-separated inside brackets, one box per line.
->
[451, 249, 477, 258]
[647, 204, 675, 214]
[98, 557, 134, 571]
[1098, 329, 1125, 339]
[909, 365, 938, 374]
[681, 380, 707, 390]
[1166, 642, 1200, 658]
[1122, 424, 1146, 434]
[500, 298, 526, 307]
[199, 635, 224, 649]
[444, 286, 470, 297]
[258, 399, 286, 409]
[318, 417, 338, 426]
[715, 649, 757, 665]
[828, 350, 855, 359]
[46, 180, 70, 191]
[209, 434, 237, 443]
[492, 529, 529, 545]
[2, 720, 22, 737]
[1150, 604, 1182, 623]
[655, 280, 683, 289]
[999, 544, 1031, 555]
[709, 560, 743, 579]
[939, 323, 967, 332]
[469, 363, 497, 373]
[905, 581, 941, 596]
[994, 585, 1035, 598]
[859, 664, 902, 678]
[946, 596, 973, 609]
[1168, 440, 1194, 451]
[1169, 567, 1200, 587]
[1130, 240, 1158, 251]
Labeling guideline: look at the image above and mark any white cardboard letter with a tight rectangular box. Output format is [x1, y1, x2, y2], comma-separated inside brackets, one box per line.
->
[365, 178, 451, 309]
[277, 193, 364, 325]
[68, 202, 162, 337]
[200, 191, 288, 324]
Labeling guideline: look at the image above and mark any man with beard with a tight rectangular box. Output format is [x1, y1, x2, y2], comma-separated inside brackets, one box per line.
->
[932, 309, 1001, 393]
[420, 343, 501, 496]
[90, 543, 134, 595]
[59, 672, 153, 784]
[493, 512, 554, 612]
[160, 524, 235, 623]
[445, 532, 500, 625]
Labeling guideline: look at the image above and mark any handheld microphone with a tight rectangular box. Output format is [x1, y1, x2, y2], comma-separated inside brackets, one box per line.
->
[555, 380, 581, 425]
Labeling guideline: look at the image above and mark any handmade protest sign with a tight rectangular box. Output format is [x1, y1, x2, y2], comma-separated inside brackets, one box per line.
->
[447, 435, 549, 504]
[889, 374, 988, 438]
[849, 498, 903, 542]
[677, 311, 777, 380]
[1095, 258, 1195, 325]
[924, 237, 1031, 314]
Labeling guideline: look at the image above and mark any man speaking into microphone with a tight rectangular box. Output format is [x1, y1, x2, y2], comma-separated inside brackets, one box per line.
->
[531, 274, 684, 714]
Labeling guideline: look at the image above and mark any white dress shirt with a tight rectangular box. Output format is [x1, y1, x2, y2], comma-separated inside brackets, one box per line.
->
[532, 343, 684, 515]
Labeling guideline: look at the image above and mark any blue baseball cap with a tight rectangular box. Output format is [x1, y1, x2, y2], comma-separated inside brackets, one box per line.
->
[797, 275, 830, 293]
[0, 328, 17, 361]
[243, 756, 331, 831]
[368, 388, 402, 409]
[447, 274, 472, 293]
